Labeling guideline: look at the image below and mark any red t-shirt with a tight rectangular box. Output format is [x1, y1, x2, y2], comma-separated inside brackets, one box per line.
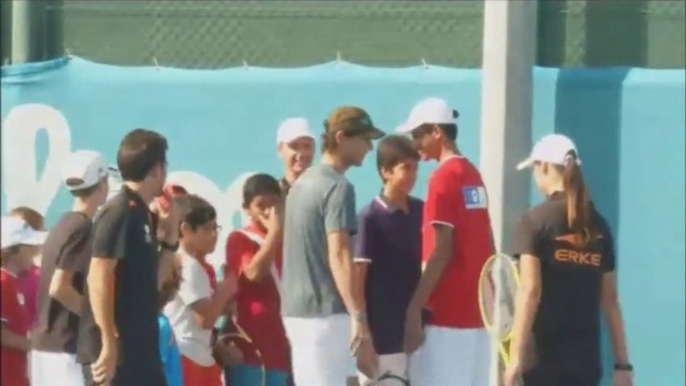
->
[17, 264, 40, 327]
[423, 156, 494, 328]
[1, 269, 29, 386]
[224, 224, 289, 371]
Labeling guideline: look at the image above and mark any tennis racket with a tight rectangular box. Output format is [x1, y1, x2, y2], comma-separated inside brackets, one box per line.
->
[217, 317, 267, 386]
[364, 371, 410, 386]
[478, 253, 519, 365]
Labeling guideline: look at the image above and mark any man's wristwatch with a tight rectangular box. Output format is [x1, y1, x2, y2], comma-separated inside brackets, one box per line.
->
[614, 363, 633, 371]
[159, 240, 179, 252]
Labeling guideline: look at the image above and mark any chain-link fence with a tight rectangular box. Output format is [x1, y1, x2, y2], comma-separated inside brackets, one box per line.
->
[59, 1, 485, 68]
[537, 0, 686, 68]
[3, 1, 685, 68]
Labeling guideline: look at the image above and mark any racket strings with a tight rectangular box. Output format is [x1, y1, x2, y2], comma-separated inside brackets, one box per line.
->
[479, 255, 518, 340]
[219, 318, 267, 386]
[366, 371, 411, 386]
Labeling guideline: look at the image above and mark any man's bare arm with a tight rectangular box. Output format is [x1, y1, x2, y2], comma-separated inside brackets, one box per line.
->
[157, 248, 176, 291]
[1, 326, 30, 351]
[354, 262, 369, 318]
[49, 269, 83, 315]
[155, 197, 181, 290]
[408, 224, 453, 312]
[88, 257, 118, 341]
[327, 230, 363, 315]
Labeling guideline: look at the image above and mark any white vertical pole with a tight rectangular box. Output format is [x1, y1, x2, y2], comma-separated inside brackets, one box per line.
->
[11, 0, 43, 64]
[480, 1, 537, 385]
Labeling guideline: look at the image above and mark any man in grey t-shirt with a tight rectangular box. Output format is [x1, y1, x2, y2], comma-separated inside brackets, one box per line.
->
[281, 106, 385, 386]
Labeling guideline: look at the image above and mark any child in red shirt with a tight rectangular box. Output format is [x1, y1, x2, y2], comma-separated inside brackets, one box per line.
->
[1, 216, 47, 386]
[224, 174, 291, 386]
[9, 207, 45, 328]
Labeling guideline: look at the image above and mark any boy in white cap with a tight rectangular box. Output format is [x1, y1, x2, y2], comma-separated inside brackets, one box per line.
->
[2, 215, 48, 386]
[30, 150, 110, 386]
[397, 97, 494, 386]
[276, 117, 316, 195]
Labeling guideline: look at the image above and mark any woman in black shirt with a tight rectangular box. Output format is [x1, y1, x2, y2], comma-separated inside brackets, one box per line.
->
[504, 134, 633, 386]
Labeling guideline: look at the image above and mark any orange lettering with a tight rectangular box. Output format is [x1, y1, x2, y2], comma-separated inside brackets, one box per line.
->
[554, 249, 603, 267]
[555, 249, 569, 262]
[569, 250, 579, 263]
[578, 252, 591, 265]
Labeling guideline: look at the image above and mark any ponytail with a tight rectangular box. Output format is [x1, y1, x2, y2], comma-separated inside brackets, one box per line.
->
[561, 150, 594, 242]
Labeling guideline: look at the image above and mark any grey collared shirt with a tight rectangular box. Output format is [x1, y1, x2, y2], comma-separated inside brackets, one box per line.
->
[280, 164, 357, 318]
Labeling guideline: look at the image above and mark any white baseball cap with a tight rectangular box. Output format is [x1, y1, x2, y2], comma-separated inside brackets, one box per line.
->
[1, 216, 47, 249]
[516, 134, 582, 170]
[61, 150, 109, 191]
[396, 97, 458, 135]
[276, 118, 315, 145]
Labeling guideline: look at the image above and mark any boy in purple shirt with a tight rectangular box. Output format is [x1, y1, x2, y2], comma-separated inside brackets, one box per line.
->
[354, 135, 423, 385]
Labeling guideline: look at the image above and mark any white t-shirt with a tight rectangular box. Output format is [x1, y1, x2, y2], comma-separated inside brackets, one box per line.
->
[163, 250, 215, 366]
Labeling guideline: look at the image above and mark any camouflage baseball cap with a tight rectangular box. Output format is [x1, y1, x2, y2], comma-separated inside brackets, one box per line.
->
[325, 106, 385, 140]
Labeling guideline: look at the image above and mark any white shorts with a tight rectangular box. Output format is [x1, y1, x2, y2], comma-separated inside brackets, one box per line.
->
[283, 314, 356, 386]
[30, 350, 85, 386]
[358, 352, 408, 386]
[409, 326, 491, 386]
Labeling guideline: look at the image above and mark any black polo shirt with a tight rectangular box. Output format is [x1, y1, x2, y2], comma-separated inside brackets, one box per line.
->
[513, 192, 615, 371]
[76, 186, 163, 380]
[32, 212, 92, 354]
[354, 195, 423, 354]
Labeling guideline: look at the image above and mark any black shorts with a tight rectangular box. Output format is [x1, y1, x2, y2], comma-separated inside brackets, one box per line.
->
[523, 366, 601, 386]
[82, 363, 166, 386]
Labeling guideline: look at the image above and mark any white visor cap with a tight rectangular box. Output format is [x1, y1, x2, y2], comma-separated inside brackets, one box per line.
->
[516, 134, 582, 170]
[396, 97, 457, 135]
[276, 118, 315, 145]
[61, 150, 109, 191]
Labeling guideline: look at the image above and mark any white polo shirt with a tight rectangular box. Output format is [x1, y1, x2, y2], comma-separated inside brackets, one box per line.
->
[163, 250, 215, 366]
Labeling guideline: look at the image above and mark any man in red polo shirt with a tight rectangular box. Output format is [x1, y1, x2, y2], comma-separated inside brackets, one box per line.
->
[397, 97, 494, 386]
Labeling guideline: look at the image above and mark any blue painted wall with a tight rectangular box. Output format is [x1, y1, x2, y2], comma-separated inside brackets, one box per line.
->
[531, 67, 685, 386]
[2, 58, 684, 386]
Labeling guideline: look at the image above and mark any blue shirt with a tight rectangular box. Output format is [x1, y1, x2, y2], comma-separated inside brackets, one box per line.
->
[158, 314, 183, 386]
[354, 195, 423, 354]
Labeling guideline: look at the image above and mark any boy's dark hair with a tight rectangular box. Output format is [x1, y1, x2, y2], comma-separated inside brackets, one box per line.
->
[10, 207, 44, 231]
[437, 123, 458, 142]
[440, 109, 460, 141]
[242, 174, 281, 207]
[117, 129, 168, 182]
[417, 109, 459, 142]
[0, 246, 20, 260]
[158, 259, 181, 311]
[176, 194, 217, 233]
[376, 135, 420, 181]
